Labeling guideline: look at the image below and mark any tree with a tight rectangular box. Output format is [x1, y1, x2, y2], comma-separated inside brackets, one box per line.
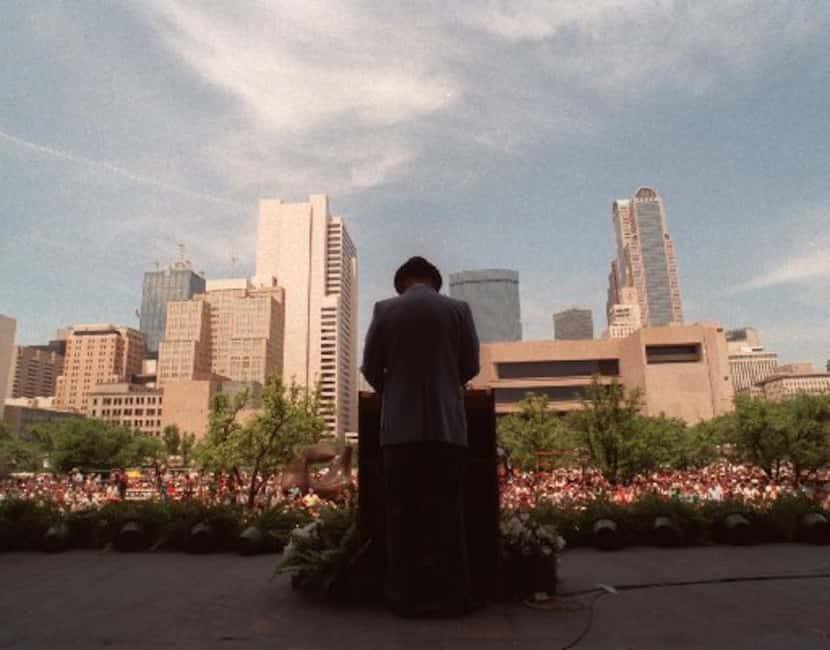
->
[670, 419, 722, 470]
[497, 394, 577, 470]
[777, 393, 830, 483]
[180, 432, 196, 466]
[196, 376, 328, 508]
[42, 419, 163, 473]
[567, 378, 667, 485]
[162, 425, 181, 457]
[0, 423, 44, 476]
[726, 394, 790, 480]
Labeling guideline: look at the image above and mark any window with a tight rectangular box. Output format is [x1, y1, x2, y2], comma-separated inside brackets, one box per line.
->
[497, 359, 619, 379]
[494, 386, 589, 403]
[645, 344, 701, 364]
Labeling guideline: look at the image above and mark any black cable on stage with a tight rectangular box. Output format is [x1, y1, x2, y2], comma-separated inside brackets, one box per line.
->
[537, 571, 830, 650]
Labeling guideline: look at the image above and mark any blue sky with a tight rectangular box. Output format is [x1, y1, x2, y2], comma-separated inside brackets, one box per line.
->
[1, 1, 828, 366]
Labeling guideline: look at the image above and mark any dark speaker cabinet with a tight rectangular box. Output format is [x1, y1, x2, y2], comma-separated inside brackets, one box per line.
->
[357, 389, 500, 601]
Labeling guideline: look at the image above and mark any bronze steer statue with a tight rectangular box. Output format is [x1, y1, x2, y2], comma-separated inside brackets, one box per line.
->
[280, 442, 354, 500]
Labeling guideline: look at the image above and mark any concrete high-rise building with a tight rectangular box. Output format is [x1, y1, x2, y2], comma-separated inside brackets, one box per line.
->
[449, 270, 522, 343]
[139, 259, 205, 356]
[8, 343, 65, 399]
[255, 194, 358, 437]
[54, 325, 145, 414]
[554, 308, 593, 341]
[0, 314, 17, 417]
[158, 280, 285, 387]
[607, 187, 683, 329]
[726, 327, 779, 393]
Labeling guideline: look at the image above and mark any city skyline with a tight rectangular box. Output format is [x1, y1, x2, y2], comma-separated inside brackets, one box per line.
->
[1, 3, 829, 367]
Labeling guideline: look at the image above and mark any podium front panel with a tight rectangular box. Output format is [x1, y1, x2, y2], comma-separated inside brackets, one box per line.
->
[358, 389, 500, 600]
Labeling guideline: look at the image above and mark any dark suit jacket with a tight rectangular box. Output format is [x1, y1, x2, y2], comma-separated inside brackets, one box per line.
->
[361, 285, 480, 447]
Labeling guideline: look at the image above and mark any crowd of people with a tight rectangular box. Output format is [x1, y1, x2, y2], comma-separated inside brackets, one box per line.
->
[4, 462, 830, 514]
[0, 466, 342, 514]
[499, 462, 830, 510]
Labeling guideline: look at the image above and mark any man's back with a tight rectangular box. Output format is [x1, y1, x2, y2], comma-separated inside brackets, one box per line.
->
[361, 284, 479, 447]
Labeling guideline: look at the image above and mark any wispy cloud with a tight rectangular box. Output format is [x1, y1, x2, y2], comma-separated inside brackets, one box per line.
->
[740, 246, 830, 291]
[0, 128, 246, 209]
[132, 1, 829, 194]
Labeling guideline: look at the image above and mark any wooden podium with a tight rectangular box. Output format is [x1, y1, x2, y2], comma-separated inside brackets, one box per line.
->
[357, 389, 500, 601]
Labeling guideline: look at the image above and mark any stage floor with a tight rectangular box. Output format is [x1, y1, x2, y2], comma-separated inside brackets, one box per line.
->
[3, 544, 830, 649]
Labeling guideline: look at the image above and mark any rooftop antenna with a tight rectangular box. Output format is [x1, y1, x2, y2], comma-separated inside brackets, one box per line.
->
[174, 243, 191, 269]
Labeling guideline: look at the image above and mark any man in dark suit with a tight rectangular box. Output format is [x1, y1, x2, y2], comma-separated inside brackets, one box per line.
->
[361, 256, 480, 617]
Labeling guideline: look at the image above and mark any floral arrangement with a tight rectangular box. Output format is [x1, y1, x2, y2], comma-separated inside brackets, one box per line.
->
[274, 507, 374, 599]
[499, 510, 565, 598]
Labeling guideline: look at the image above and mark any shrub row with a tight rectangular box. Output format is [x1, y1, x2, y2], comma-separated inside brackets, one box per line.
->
[2, 493, 828, 554]
[531, 493, 830, 548]
[0, 499, 314, 553]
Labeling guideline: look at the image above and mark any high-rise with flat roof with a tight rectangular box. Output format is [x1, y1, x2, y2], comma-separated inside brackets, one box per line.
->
[139, 260, 205, 356]
[8, 343, 65, 399]
[449, 270, 522, 343]
[607, 187, 683, 329]
[0, 314, 17, 417]
[255, 194, 358, 437]
[554, 308, 593, 340]
[158, 280, 285, 386]
[54, 325, 145, 414]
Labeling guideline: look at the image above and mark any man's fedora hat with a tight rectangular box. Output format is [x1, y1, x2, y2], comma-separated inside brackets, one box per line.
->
[394, 256, 443, 294]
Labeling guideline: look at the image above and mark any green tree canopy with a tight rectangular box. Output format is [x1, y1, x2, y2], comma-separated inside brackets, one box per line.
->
[497, 394, 577, 470]
[162, 425, 181, 457]
[196, 376, 328, 508]
[726, 394, 790, 480]
[38, 419, 164, 473]
[566, 378, 688, 485]
[0, 423, 45, 476]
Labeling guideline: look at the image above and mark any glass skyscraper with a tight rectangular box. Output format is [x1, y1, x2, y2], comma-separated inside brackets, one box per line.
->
[607, 187, 682, 328]
[449, 269, 522, 343]
[140, 265, 205, 355]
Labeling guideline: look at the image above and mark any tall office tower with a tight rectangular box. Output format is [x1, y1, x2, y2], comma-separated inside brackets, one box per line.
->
[157, 299, 213, 384]
[0, 314, 17, 416]
[255, 194, 358, 437]
[725, 327, 779, 393]
[554, 307, 594, 340]
[449, 270, 522, 343]
[139, 256, 206, 356]
[158, 279, 285, 386]
[607, 187, 683, 328]
[8, 342, 65, 398]
[54, 325, 144, 414]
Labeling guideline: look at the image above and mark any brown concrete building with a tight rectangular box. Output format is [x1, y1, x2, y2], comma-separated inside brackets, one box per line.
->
[160, 378, 260, 440]
[8, 344, 65, 399]
[472, 323, 733, 423]
[54, 325, 145, 414]
[158, 280, 284, 386]
[86, 383, 163, 437]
